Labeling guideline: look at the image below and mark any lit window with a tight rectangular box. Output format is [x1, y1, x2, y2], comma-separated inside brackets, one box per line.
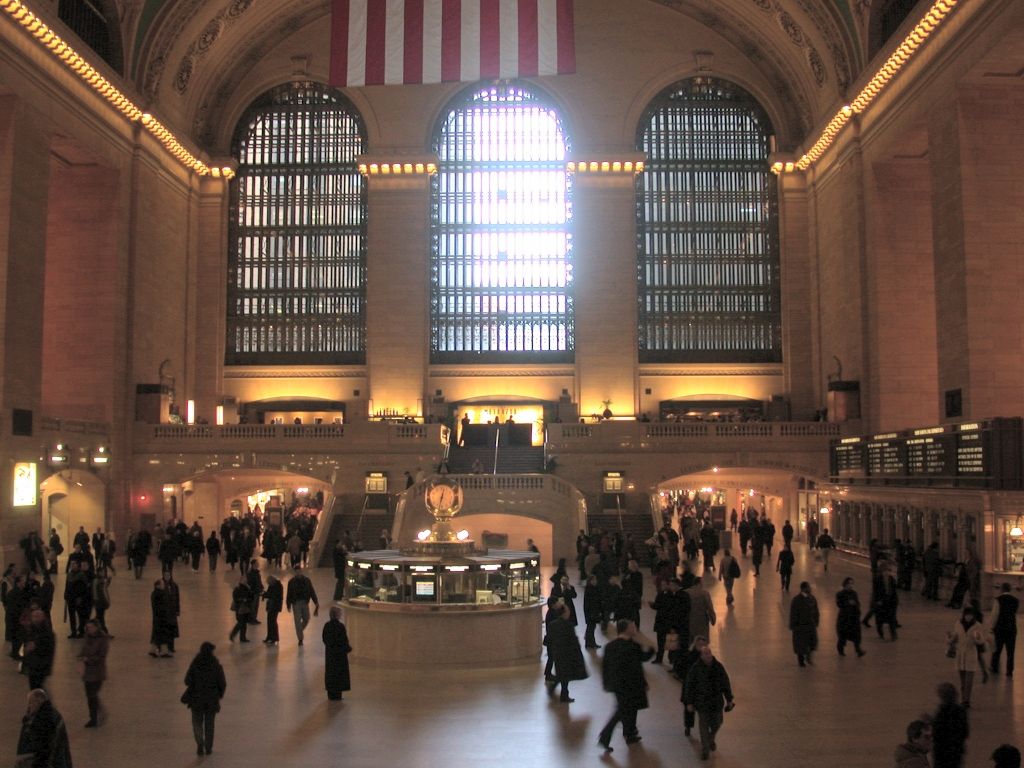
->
[636, 77, 781, 363]
[431, 84, 573, 363]
[227, 83, 367, 364]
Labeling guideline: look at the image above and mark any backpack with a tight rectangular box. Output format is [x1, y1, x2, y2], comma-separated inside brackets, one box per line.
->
[728, 558, 741, 579]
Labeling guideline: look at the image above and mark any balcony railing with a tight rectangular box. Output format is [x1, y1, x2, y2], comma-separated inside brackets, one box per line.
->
[548, 420, 841, 450]
[136, 422, 450, 451]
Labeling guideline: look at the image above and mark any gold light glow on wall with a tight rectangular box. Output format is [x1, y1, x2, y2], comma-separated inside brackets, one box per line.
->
[567, 160, 645, 174]
[358, 162, 437, 176]
[772, 0, 960, 175]
[0, 0, 234, 179]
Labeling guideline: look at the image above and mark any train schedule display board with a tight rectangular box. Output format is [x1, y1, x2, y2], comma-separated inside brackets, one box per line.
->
[829, 418, 1022, 489]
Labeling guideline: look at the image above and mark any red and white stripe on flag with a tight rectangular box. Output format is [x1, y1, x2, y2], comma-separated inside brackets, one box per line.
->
[330, 0, 575, 87]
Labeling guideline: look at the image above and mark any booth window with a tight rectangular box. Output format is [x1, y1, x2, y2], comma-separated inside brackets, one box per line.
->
[636, 77, 781, 363]
[227, 82, 367, 364]
[431, 83, 573, 363]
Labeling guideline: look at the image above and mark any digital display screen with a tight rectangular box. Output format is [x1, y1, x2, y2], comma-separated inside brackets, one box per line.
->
[414, 579, 435, 598]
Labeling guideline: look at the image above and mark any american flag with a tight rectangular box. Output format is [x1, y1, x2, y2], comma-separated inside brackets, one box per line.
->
[330, 0, 576, 87]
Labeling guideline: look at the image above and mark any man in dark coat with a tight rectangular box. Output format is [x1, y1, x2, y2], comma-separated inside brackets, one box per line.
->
[789, 581, 819, 667]
[872, 563, 900, 640]
[835, 577, 866, 657]
[922, 542, 942, 600]
[650, 578, 689, 663]
[683, 644, 735, 760]
[262, 575, 283, 644]
[544, 602, 588, 702]
[597, 619, 656, 752]
[737, 518, 751, 556]
[991, 582, 1019, 676]
[322, 606, 352, 700]
[184, 642, 226, 755]
[22, 608, 56, 690]
[17, 689, 72, 768]
[583, 575, 603, 649]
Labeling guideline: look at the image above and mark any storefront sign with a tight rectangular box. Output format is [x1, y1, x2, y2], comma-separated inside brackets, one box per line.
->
[13, 462, 37, 506]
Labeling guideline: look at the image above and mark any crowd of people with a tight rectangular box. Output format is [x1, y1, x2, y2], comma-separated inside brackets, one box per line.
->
[3, 506, 351, 765]
[4, 502, 1022, 767]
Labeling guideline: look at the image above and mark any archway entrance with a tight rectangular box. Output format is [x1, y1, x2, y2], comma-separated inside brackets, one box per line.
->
[654, 468, 824, 544]
[40, 469, 106, 547]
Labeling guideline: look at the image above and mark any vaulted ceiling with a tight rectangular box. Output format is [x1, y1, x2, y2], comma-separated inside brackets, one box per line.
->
[107, 0, 876, 153]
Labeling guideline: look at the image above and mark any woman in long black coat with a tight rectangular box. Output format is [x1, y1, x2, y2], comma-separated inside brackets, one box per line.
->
[323, 606, 352, 700]
[150, 579, 175, 657]
[545, 602, 588, 702]
[835, 577, 866, 657]
[184, 642, 226, 756]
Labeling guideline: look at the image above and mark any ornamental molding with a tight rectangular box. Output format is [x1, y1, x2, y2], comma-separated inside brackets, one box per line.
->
[224, 367, 367, 379]
[430, 368, 575, 378]
[640, 368, 784, 377]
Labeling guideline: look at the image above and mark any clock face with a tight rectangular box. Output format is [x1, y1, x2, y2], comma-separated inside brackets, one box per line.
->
[426, 481, 462, 513]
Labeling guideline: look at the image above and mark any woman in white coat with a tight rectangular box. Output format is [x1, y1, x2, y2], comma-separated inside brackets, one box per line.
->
[948, 605, 987, 707]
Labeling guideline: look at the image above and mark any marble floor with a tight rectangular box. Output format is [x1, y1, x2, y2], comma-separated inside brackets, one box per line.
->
[2, 544, 1021, 768]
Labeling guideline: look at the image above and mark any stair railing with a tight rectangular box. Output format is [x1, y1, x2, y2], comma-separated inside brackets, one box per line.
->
[492, 424, 500, 474]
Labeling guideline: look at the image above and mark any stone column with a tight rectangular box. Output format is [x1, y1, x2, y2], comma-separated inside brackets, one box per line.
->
[364, 167, 431, 418]
[572, 170, 638, 419]
[0, 97, 53, 559]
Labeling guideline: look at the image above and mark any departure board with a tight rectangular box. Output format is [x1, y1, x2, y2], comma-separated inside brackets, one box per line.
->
[829, 418, 1022, 489]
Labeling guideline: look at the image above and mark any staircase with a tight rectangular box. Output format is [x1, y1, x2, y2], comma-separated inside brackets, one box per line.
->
[447, 445, 545, 474]
[584, 511, 660, 566]
[316, 495, 396, 566]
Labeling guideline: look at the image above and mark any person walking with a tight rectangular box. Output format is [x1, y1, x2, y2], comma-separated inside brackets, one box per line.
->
[16, 689, 72, 768]
[948, 606, 987, 708]
[78, 619, 109, 727]
[719, 550, 740, 605]
[777, 542, 795, 591]
[922, 542, 942, 601]
[683, 643, 735, 761]
[835, 577, 866, 657]
[932, 682, 969, 768]
[675, 635, 708, 738]
[183, 642, 226, 756]
[263, 575, 283, 645]
[544, 602, 588, 702]
[205, 533, 221, 573]
[228, 575, 253, 643]
[597, 618, 656, 752]
[583, 574, 603, 649]
[22, 607, 56, 690]
[286, 565, 319, 646]
[789, 581, 819, 667]
[990, 582, 1019, 677]
[91, 566, 111, 634]
[873, 563, 900, 640]
[149, 578, 175, 657]
[245, 560, 264, 626]
[687, 579, 716, 644]
[322, 606, 352, 700]
[650, 578, 687, 663]
[816, 528, 836, 572]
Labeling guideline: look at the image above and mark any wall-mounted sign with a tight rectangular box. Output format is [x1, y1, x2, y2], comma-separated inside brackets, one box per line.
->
[13, 462, 37, 507]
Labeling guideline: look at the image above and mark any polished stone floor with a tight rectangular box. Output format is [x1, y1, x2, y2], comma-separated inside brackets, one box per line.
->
[2, 544, 1022, 767]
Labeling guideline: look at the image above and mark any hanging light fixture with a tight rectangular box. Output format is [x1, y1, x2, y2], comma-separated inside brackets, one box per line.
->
[1010, 517, 1023, 538]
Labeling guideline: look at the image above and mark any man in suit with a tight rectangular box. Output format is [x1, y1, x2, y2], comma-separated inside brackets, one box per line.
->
[597, 619, 656, 752]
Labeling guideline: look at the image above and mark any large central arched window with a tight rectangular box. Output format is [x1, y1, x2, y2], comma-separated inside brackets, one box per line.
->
[636, 77, 781, 363]
[227, 82, 367, 365]
[431, 84, 573, 364]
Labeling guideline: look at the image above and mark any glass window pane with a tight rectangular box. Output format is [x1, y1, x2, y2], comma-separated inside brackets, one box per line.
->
[636, 77, 781, 363]
[431, 84, 574, 363]
[227, 82, 367, 365]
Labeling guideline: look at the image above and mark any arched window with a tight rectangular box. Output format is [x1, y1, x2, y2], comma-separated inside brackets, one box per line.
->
[636, 77, 781, 363]
[227, 82, 367, 365]
[58, 0, 123, 73]
[431, 83, 573, 363]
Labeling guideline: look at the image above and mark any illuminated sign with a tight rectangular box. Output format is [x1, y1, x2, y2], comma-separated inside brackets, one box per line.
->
[13, 462, 37, 507]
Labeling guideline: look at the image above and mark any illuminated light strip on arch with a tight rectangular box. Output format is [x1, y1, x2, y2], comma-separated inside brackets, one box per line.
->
[0, 0, 234, 179]
[772, 0, 960, 175]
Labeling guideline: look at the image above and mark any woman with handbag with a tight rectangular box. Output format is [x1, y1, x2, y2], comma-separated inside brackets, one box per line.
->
[229, 575, 254, 642]
[183, 642, 226, 756]
[947, 605, 987, 708]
